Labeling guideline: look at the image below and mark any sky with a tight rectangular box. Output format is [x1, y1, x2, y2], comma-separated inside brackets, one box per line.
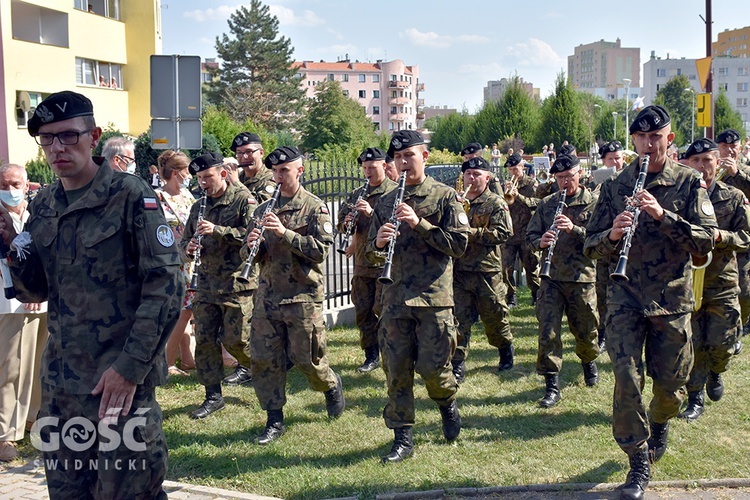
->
[161, 0, 742, 112]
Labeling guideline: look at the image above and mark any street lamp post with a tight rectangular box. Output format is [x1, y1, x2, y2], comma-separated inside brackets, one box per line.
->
[612, 111, 618, 142]
[684, 88, 695, 143]
[623, 78, 631, 150]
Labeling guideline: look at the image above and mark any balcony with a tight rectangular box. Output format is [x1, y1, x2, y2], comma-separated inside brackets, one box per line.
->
[389, 97, 409, 105]
[388, 80, 410, 89]
[416, 112, 425, 120]
[390, 113, 409, 122]
[416, 83, 425, 92]
[417, 98, 425, 106]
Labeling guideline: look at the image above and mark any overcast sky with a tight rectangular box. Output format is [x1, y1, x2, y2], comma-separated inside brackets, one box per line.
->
[161, 0, 742, 112]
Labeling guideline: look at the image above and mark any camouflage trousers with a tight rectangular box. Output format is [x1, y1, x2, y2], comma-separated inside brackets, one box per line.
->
[535, 280, 599, 375]
[36, 383, 167, 500]
[687, 290, 741, 392]
[250, 300, 337, 411]
[351, 275, 383, 350]
[379, 305, 458, 429]
[737, 251, 750, 323]
[595, 257, 613, 336]
[607, 307, 693, 456]
[453, 270, 511, 363]
[193, 292, 253, 387]
[502, 240, 541, 299]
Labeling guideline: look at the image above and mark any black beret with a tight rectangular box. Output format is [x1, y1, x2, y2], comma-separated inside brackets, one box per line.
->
[557, 144, 576, 157]
[357, 147, 387, 165]
[27, 91, 94, 136]
[461, 156, 490, 172]
[387, 130, 426, 157]
[629, 105, 671, 134]
[684, 138, 719, 158]
[264, 146, 302, 169]
[599, 140, 623, 158]
[549, 154, 580, 174]
[716, 129, 741, 144]
[189, 152, 225, 175]
[461, 142, 483, 156]
[385, 154, 394, 163]
[230, 132, 262, 152]
[505, 153, 522, 167]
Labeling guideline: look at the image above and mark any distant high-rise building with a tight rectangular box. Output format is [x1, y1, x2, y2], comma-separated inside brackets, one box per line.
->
[713, 26, 750, 58]
[483, 78, 539, 105]
[568, 38, 640, 100]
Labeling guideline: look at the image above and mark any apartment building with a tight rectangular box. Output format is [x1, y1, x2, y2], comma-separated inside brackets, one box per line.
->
[0, 0, 162, 165]
[713, 26, 750, 58]
[294, 58, 424, 132]
[483, 77, 539, 105]
[568, 38, 640, 101]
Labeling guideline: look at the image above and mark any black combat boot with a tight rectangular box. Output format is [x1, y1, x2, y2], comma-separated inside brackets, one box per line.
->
[734, 339, 743, 355]
[679, 390, 705, 421]
[381, 427, 414, 463]
[190, 385, 225, 419]
[356, 346, 380, 373]
[597, 329, 607, 354]
[507, 292, 518, 309]
[257, 409, 285, 445]
[437, 400, 461, 442]
[451, 358, 466, 384]
[498, 344, 515, 371]
[706, 371, 724, 401]
[582, 360, 599, 387]
[539, 374, 561, 408]
[647, 420, 669, 463]
[222, 365, 253, 386]
[620, 450, 650, 500]
[324, 372, 345, 419]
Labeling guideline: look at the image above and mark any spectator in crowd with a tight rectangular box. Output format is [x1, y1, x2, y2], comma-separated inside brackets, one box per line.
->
[102, 136, 136, 175]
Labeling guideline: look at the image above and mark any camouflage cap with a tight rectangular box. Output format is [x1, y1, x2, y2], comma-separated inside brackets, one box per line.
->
[27, 91, 94, 136]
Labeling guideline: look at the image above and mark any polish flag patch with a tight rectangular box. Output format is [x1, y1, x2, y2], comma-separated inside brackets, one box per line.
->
[143, 197, 159, 210]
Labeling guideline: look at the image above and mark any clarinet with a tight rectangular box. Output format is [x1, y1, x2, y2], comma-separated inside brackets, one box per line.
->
[239, 182, 282, 282]
[187, 190, 207, 292]
[378, 171, 407, 285]
[337, 178, 370, 255]
[610, 155, 650, 282]
[539, 190, 567, 278]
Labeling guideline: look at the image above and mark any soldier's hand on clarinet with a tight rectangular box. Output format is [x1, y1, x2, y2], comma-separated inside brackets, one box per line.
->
[540, 229, 557, 248]
[610, 211, 635, 242]
[376, 222, 397, 249]
[196, 219, 216, 236]
[354, 199, 373, 217]
[186, 237, 201, 256]
[553, 214, 574, 233]
[261, 212, 286, 237]
[246, 227, 263, 246]
[634, 190, 664, 221]
[395, 202, 419, 228]
[345, 242, 355, 258]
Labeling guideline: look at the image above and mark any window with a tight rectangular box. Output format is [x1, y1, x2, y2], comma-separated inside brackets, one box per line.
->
[342, 90, 349, 97]
[15, 91, 42, 128]
[373, 106, 380, 115]
[373, 90, 380, 99]
[358, 90, 366, 98]
[358, 74, 366, 82]
[740, 67, 750, 76]
[390, 106, 397, 114]
[390, 74, 397, 81]
[391, 91, 397, 98]
[11, 0, 69, 47]
[656, 69, 666, 77]
[373, 122, 380, 131]
[738, 82, 749, 92]
[76, 0, 121, 19]
[372, 74, 380, 83]
[327, 73, 334, 81]
[361, 106, 366, 114]
[718, 67, 729, 76]
[738, 98, 748, 107]
[720, 82, 729, 91]
[676, 68, 682, 75]
[342, 74, 349, 82]
[77, 59, 123, 89]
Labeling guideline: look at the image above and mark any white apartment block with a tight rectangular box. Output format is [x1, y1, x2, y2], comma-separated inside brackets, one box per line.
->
[294, 58, 424, 132]
[568, 38, 640, 101]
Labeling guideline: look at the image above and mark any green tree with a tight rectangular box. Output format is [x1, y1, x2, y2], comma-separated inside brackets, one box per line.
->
[475, 76, 540, 150]
[714, 89, 747, 137]
[428, 111, 475, 153]
[210, 0, 304, 132]
[25, 148, 55, 185]
[301, 80, 378, 160]
[654, 75, 692, 146]
[201, 105, 274, 157]
[537, 73, 588, 151]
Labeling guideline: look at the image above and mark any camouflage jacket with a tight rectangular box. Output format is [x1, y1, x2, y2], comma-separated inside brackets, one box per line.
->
[246, 186, 334, 304]
[702, 181, 750, 293]
[507, 174, 539, 244]
[365, 175, 469, 307]
[8, 161, 183, 394]
[242, 168, 277, 203]
[180, 181, 257, 301]
[336, 178, 397, 278]
[527, 186, 598, 283]
[454, 188, 512, 273]
[584, 157, 717, 316]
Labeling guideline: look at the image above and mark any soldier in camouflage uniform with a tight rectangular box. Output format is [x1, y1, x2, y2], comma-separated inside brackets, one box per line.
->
[452, 157, 514, 382]
[245, 146, 344, 445]
[526, 154, 600, 409]
[678, 139, 750, 421]
[502, 152, 540, 308]
[181, 152, 256, 419]
[365, 130, 469, 463]
[337, 147, 397, 373]
[232, 132, 277, 203]
[462, 142, 504, 196]
[0, 91, 182, 499]
[584, 106, 717, 500]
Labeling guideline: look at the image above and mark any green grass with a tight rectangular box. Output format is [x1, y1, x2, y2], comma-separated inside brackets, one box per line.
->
[9, 287, 750, 499]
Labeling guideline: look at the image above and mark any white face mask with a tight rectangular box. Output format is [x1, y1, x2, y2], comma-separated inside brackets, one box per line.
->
[125, 161, 137, 175]
[0, 188, 25, 207]
[180, 176, 191, 189]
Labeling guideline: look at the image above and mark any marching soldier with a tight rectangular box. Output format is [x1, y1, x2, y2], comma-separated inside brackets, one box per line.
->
[366, 130, 469, 463]
[181, 152, 256, 418]
[536, 145, 574, 200]
[502, 152, 541, 308]
[527, 154, 600, 409]
[337, 147, 397, 372]
[451, 157, 514, 382]
[462, 142, 503, 195]
[246, 146, 344, 445]
[679, 138, 750, 421]
[584, 106, 717, 500]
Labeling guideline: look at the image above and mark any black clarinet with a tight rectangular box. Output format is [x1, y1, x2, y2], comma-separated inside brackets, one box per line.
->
[539, 190, 567, 279]
[239, 182, 282, 282]
[0, 240, 16, 299]
[611, 155, 650, 282]
[187, 190, 207, 292]
[378, 172, 407, 285]
[337, 178, 370, 254]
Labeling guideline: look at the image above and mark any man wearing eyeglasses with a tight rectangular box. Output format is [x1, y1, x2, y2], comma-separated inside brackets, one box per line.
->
[102, 136, 137, 175]
[231, 132, 276, 204]
[0, 91, 183, 499]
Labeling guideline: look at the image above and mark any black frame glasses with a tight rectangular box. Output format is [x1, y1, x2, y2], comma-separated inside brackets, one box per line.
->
[34, 129, 92, 147]
[236, 148, 261, 159]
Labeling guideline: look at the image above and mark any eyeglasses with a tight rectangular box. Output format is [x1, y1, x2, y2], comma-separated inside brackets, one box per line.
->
[555, 169, 581, 181]
[236, 148, 260, 159]
[118, 154, 135, 163]
[34, 129, 92, 146]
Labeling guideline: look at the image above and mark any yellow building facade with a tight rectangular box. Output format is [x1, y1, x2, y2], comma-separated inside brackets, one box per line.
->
[0, 0, 162, 165]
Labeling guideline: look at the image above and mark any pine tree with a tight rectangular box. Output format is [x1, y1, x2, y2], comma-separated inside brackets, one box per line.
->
[654, 75, 692, 146]
[537, 73, 588, 151]
[714, 89, 746, 137]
